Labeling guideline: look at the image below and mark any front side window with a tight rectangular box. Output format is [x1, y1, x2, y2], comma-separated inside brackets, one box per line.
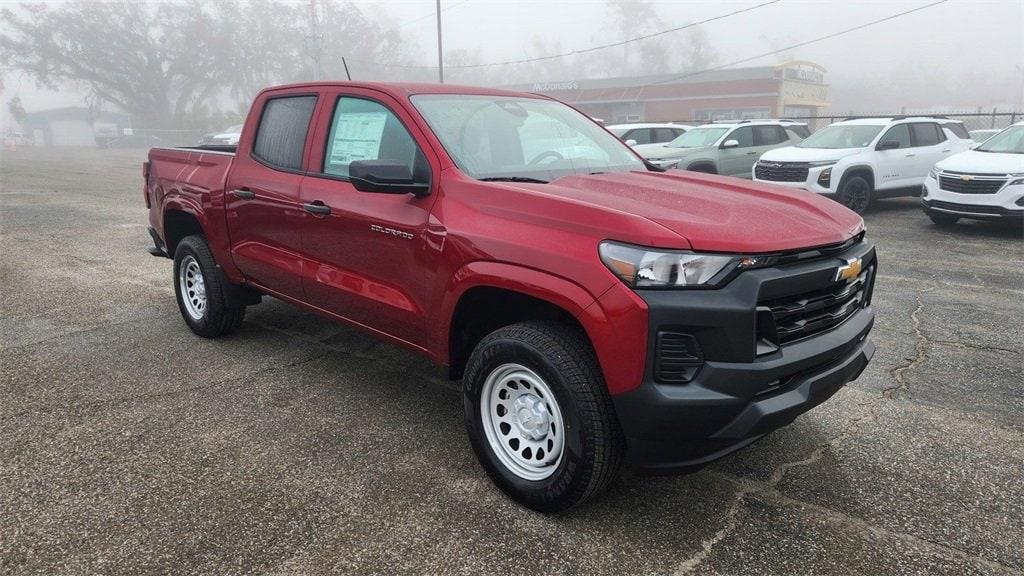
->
[727, 126, 755, 148]
[911, 123, 944, 146]
[627, 129, 653, 145]
[798, 124, 884, 149]
[411, 94, 643, 182]
[323, 97, 427, 181]
[976, 125, 1024, 154]
[879, 124, 912, 149]
[253, 95, 318, 170]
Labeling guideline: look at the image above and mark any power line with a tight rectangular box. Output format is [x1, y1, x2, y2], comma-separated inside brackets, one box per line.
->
[353, 0, 780, 70]
[395, 0, 471, 31]
[450, 0, 781, 69]
[636, 0, 950, 91]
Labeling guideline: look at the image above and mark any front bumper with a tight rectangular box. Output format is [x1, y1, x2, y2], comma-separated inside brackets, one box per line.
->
[611, 241, 876, 474]
[922, 176, 1024, 220]
[752, 164, 834, 194]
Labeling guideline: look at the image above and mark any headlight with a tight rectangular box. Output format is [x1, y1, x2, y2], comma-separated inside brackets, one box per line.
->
[808, 160, 837, 167]
[928, 168, 940, 180]
[599, 241, 749, 288]
[1009, 173, 1024, 186]
[818, 168, 832, 187]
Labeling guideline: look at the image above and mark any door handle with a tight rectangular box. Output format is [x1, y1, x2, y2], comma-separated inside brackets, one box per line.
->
[942, 149, 951, 152]
[905, 153, 916, 157]
[231, 188, 255, 199]
[303, 201, 331, 216]
[746, 151, 757, 155]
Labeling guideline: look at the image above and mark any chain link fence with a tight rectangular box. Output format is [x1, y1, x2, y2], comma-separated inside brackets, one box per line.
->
[96, 128, 210, 149]
[663, 112, 1021, 134]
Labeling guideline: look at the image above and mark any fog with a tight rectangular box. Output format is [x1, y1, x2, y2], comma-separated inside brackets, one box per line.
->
[2, 0, 1022, 132]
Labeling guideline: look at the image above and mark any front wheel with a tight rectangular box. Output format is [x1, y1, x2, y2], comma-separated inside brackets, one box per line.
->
[173, 235, 246, 338]
[837, 175, 873, 214]
[463, 321, 624, 512]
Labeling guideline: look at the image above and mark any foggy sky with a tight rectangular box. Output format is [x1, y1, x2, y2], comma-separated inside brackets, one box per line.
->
[3, 0, 1023, 120]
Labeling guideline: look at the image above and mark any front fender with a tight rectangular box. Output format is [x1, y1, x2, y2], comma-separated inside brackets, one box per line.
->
[435, 261, 648, 395]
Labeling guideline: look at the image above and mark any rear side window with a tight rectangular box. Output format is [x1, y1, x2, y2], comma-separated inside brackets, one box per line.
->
[253, 96, 317, 170]
[911, 123, 944, 146]
[654, 128, 680, 142]
[943, 122, 970, 139]
[753, 125, 787, 146]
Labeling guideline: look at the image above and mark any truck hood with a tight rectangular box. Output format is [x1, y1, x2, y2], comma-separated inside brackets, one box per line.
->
[935, 149, 1024, 174]
[522, 171, 864, 253]
[633, 144, 709, 160]
[760, 146, 864, 163]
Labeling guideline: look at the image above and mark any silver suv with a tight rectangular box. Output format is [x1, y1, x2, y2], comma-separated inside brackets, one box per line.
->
[634, 119, 809, 177]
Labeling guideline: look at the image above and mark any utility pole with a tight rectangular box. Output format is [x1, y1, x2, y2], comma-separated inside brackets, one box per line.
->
[309, 0, 323, 81]
[435, 0, 444, 83]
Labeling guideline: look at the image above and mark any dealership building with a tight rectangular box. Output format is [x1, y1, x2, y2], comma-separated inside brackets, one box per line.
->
[514, 61, 829, 124]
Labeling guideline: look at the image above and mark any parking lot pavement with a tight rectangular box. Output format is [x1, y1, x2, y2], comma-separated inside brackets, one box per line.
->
[1, 148, 1022, 575]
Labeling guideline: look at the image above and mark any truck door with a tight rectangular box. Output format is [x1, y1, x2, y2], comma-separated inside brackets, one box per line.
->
[298, 90, 438, 349]
[224, 94, 318, 300]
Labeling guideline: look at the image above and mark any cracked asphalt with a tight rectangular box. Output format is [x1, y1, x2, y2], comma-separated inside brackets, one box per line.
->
[1, 148, 1022, 575]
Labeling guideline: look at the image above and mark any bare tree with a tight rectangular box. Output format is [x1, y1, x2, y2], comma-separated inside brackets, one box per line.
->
[0, 0, 416, 128]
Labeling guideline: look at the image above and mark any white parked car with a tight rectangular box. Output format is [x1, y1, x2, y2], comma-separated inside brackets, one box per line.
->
[606, 123, 691, 147]
[922, 122, 1024, 225]
[635, 119, 809, 175]
[753, 117, 973, 213]
[200, 124, 243, 147]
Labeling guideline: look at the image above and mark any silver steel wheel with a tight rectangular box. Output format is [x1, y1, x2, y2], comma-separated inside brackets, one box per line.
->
[178, 255, 207, 321]
[480, 363, 565, 481]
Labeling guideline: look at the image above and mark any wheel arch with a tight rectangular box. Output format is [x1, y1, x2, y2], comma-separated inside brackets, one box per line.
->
[685, 161, 718, 174]
[838, 164, 875, 189]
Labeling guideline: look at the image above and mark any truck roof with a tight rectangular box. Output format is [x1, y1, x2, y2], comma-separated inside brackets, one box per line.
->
[259, 81, 549, 101]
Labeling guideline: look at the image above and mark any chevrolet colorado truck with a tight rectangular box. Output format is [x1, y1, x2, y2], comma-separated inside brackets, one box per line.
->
[144, 82, 876, 512]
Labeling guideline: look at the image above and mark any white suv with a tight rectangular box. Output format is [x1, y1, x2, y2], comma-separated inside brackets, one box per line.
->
[607, 123, 692, 147]
[753, 117, 974, 213]
[922, 121, 1024, 226]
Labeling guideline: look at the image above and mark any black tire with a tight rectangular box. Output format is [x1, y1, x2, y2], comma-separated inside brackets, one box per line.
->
[463, 321, 624, 513]
[173, 235, 246, 338]
[837, 174, 873, 214]
[926, 210, 959, 227]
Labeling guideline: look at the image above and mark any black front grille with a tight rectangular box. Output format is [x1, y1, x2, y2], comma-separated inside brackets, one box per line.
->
[759, 265, 873, 345]
[926, 200, 1004, 215]
[755, 162, 809, 182]
[938, 174, 1006, 195]
[655, 331, 704, 383]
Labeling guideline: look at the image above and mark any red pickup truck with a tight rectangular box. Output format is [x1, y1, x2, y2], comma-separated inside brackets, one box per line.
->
[144, 82, 876, 512]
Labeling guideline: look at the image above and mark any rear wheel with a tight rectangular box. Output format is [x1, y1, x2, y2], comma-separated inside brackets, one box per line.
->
[837, 174, 872, 214]
[686, 163, 717, 174]
[463, 321, 624, 512]
[926, 210, 959, 227]
[173, 235, 246, 338]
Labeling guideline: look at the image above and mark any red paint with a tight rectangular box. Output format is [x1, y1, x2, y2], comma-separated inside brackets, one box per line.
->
[146, 82, 864, 395]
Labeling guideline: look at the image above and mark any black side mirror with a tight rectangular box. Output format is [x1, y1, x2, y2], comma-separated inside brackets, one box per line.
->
[349, 160, 430, 196]
[877, 140, 901, 150]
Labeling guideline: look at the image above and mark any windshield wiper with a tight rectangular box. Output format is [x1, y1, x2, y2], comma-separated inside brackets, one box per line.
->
[479, 176, 549, 183]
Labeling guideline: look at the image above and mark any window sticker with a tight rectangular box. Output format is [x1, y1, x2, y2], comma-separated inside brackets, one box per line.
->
[328, 111, 388, 166]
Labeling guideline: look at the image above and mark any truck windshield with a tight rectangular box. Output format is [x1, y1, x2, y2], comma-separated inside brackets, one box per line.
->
[797, 125, 884, 149]
[975, 126, 1024, 154]
[411, 94, 644, 182]
[666, 127, 728, 148]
